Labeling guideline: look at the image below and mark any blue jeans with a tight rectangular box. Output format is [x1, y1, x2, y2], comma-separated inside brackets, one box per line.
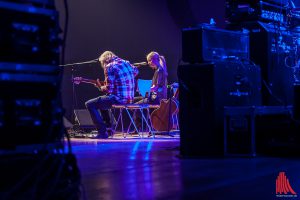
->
[85, 95, 121, 135]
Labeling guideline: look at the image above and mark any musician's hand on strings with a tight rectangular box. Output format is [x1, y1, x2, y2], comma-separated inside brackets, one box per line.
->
[99, 86, 106, 92]
[95, 78, 102, 87]
[95, 79, 107, 92]
[92, 78, 100, 89]
[150, 85, 157, 92]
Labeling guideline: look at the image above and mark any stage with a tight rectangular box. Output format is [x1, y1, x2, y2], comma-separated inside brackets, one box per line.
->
[69, 136, 300, 200]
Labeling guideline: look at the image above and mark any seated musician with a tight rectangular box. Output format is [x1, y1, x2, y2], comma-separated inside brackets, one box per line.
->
[133, 51, 168, 133]
[85, 51, 138, 138]
[135, 51, 168, 104]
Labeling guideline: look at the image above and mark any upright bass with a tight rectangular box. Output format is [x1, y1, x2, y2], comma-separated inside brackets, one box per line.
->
[150, 86, 179, 132]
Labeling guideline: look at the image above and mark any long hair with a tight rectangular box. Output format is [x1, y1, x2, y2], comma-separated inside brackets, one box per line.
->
[146, 51, 168, 76]
[98, 51, 116, 68]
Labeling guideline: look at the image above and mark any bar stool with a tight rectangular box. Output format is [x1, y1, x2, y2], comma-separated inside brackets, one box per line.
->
[111, 103, 155, 138]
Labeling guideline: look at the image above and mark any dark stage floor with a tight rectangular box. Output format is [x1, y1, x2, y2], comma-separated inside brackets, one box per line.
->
[68, 135, 300, 200]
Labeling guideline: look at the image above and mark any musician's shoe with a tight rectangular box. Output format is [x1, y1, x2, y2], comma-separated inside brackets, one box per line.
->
[95, 133, 109, 139]
[106, 128, 114, 137]
[95, 128, 109, 139]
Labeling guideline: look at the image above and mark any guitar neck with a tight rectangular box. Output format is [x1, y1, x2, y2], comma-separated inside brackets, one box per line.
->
[173, 88, 179, 99]
[73, 76, 106, 86]
[80, 78, 97, 85]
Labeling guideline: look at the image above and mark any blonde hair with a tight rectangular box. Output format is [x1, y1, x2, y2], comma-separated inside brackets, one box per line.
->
[98, 51, 116, 68]
[146, 51, 168, 76]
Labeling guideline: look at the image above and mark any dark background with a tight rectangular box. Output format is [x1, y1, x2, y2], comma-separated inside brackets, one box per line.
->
[54, 0, 226, 121]
[54, 0, 300, 121]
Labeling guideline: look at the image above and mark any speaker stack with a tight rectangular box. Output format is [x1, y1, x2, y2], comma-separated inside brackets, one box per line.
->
[0, 1, 81, 199]
[180, 1, 300, 156]
[180, 25, 262, 156]
[223, 1, 300, 156]
[228, 21, 296, 106]
[178, 62, 262, 156]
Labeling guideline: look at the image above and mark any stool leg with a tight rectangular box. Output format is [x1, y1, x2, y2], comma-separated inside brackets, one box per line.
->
[175, 113, 179, 130]
[108, 109, 115, 138]
[113, 108, 122, 136]
[133, 109, 140, 133]
[125, 108, 141, 138]
[119, 108, 126, 138]
[126, 109, 134, 137]
[139, 108, 154, 138]
[146, 108, 155, 138]
[140, 109, 144, 133]
[139, 108, 144, 138]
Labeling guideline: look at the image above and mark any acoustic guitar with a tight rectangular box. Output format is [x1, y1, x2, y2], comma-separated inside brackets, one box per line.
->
[150, 86, 179, 132]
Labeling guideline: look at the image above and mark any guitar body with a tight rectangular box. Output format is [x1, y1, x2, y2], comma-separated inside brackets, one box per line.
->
[150, 97, 179, 132]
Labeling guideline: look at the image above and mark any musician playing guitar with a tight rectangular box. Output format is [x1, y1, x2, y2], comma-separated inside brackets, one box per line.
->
[134, 51, 168, 134]
[79, 51, 138, 139]
[135, 51, 168, 104]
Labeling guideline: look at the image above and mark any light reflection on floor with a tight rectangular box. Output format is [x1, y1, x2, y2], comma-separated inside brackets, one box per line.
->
[68, 137, 300, 200]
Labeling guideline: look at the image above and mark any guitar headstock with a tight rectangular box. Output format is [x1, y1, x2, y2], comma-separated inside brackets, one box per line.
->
[170, 82, 179, 99]
[171, 82, 179, 88]
[73, 76, 83, 85]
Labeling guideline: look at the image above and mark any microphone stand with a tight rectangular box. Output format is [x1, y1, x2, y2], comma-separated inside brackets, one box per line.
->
[166, 83, 179, 136]
[167, 84, 176, 137]
[60, 58, 98, 125]
[167, 87, 173, 136]
[59, 59, 98, 67]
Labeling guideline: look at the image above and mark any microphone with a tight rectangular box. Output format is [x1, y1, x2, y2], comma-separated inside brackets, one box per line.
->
[133, 61, 147, 66]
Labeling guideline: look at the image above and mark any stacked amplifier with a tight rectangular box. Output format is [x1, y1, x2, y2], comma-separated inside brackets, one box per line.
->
[0, 1, 63, 148]
[236, 21, 296, 106]
[180, 24, 262, 156]
[0, 1, 61, 65]
[182, 24, 250, 63]
[178, 61, 262, 156]
[0, 1, 81, 199]
[225, 1, 287, 24]
[226, 0, 300, 29]
[225, 0, 300, 107]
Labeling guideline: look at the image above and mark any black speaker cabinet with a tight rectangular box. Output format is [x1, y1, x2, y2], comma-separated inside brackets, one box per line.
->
[255, 106, 300, 156]
[0, 3, 60, 65]
[182, 25, 249, 64]
[63, 117, 73, 129]
[74, 109, 95, 129]
[178, 61, 262, 157]
[293, 83, 300, 119]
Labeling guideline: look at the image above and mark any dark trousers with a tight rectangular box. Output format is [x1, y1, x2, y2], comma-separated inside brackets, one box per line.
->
[85, 95, 120, 135]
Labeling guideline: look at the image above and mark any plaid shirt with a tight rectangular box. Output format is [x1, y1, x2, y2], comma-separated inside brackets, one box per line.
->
[104, 57, 138, 104]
